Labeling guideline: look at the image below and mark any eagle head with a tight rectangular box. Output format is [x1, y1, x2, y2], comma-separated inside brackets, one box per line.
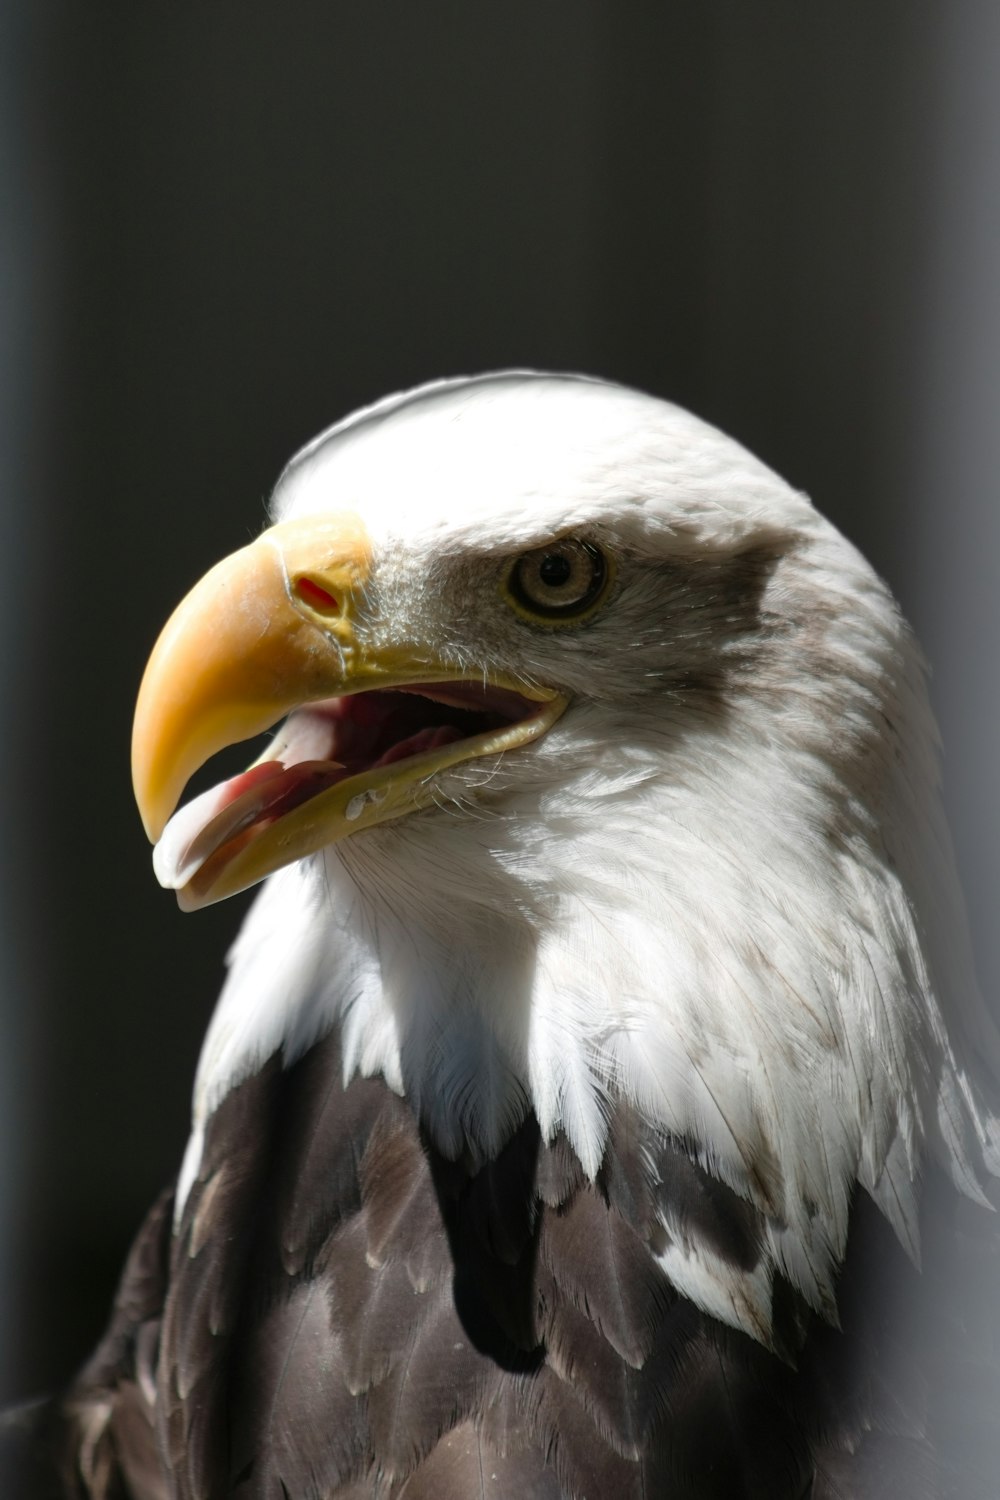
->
[132, 372, 1000, 1345]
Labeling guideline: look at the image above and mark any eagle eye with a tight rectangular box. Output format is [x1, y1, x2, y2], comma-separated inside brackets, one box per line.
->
[504, 539, 610, 623]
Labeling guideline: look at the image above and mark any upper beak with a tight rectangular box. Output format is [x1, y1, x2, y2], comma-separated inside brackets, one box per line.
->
[132, 514, 376, 843]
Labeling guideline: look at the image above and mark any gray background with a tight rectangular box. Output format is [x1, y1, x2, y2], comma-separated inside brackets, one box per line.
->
[1, 3, 998, 1401]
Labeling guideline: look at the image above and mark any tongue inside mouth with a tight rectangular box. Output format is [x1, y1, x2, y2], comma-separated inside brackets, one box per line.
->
[152, 683, 533, 890]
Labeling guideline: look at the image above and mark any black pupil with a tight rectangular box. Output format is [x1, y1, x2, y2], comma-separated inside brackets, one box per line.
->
[539, 552, 573, 588]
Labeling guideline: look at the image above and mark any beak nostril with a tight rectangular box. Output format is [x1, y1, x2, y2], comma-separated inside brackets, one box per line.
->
[294, 576, 339, 612]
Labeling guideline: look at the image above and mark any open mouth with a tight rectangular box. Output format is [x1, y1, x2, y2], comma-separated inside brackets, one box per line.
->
[153, 681, 563, 908]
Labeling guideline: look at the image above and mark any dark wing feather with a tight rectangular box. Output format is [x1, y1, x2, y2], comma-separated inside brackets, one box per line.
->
[538, 1187, 671, 1368]
[334, 1220, 440, 1396]
[42, 1025, 1000, 1499]
[394, 1421, 562, 1500]
[357, 1101, 448, 1285]
[228, 1282, 370, 1499]
[272, 1045, 389, 1278]
[159, 1058, 285, 1499]
[364, 1283, 501, 1484]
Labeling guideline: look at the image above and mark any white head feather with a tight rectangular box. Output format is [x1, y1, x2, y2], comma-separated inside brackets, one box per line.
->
[178, 373, 1000, 1344]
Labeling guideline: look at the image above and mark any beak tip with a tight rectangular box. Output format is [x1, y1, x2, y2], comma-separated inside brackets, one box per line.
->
[132, 772, 168, 845]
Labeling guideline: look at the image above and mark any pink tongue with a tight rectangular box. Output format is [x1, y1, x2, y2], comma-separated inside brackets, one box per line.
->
[152, 716, 471, 893]
[375, 724, 464, 768]
[153, 759, 344, 891]
[219, 761, 287, 808]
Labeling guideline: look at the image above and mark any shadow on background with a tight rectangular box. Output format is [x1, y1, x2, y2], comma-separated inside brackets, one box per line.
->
[1, 3, 997, 1403]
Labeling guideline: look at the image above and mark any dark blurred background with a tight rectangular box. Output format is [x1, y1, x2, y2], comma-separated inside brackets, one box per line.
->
[1, 3, 998, 1401]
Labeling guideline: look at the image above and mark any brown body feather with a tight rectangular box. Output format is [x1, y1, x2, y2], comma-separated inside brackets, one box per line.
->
[3, 1026, 990, 1498]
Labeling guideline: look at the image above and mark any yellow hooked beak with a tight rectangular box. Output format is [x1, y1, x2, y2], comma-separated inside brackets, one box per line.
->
[135, 513, 380, 844]
[131, 514, 565, 909]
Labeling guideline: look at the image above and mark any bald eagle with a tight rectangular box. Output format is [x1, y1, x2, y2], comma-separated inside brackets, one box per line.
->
[8, 374, 1000, 1497]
